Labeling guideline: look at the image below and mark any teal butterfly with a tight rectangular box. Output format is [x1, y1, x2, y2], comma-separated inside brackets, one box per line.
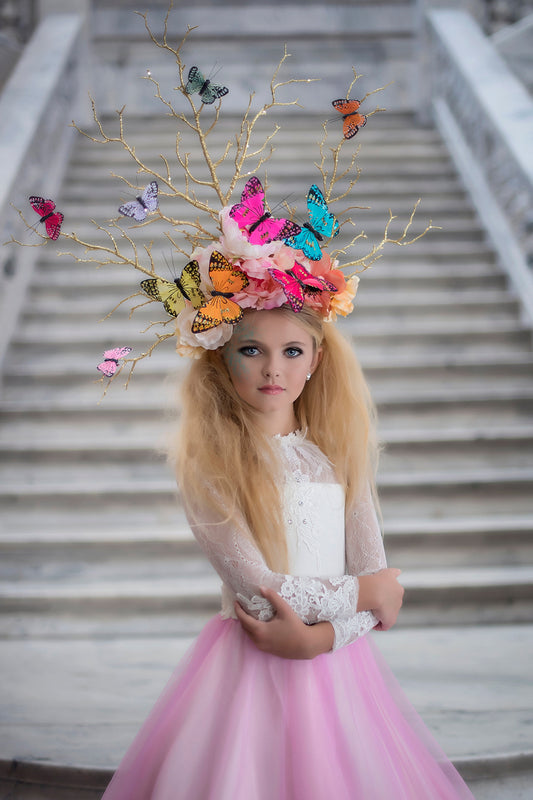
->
[283, 185, 339, 261]
[185, 66, 229, 105]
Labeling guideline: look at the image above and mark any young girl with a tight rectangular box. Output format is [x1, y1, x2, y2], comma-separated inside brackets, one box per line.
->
[101, 299, 475, 799]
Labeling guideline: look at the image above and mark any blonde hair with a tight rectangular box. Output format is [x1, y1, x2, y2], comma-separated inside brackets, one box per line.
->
[172, 306, 379, 572]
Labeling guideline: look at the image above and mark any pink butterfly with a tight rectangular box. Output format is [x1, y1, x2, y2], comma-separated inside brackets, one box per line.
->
[97, 346, 132, 377]
[268, 262, 338, 313]
[229, 177, 300, 245]
[29, 196, 64, 240]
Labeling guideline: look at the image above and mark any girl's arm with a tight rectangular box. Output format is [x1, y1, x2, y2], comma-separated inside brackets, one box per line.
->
[235, 569, 403, 660]
[184, 494, 375, 645]
[184, 485, 402, 654]
[232, 483, 403, 658]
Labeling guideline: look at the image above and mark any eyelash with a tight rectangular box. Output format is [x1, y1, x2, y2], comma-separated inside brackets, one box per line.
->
[238, 346, 303, 358]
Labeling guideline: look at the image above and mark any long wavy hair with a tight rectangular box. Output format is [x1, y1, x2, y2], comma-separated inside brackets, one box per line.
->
[171, 305, 379, 572]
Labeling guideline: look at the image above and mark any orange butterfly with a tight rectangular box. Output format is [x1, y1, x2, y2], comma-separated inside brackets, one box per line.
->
[332, 99, 367, 139]
[191, 251, 249, 333]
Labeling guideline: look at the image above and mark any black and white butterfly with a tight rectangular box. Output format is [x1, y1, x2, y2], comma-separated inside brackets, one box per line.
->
[118, 181, 159, 221]
[185, 66, 228, 105]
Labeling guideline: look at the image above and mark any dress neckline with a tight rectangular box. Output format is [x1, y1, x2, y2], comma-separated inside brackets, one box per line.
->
[273, 429, 306, 444]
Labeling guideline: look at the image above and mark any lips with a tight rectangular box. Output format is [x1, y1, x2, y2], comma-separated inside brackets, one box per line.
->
[258, 385, 284, 395]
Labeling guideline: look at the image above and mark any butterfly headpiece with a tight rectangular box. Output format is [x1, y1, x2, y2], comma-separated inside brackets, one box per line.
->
[135, 175, 359, 358]
[49, 27, 429, 383]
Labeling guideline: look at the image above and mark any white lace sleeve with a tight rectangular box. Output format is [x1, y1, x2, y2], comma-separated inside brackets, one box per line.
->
[330, 484, 388, 649]
[183, 495, 361, 631]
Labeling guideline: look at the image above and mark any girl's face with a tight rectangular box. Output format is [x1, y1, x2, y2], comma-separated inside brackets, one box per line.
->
[223, 309, 322, 435]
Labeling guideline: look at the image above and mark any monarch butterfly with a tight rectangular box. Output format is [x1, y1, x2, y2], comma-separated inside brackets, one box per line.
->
[332, 98, 367, 139]
[192, 251, 249, 333]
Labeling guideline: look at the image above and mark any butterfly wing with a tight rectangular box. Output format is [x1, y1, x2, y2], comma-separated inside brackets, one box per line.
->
[119, 199, 146, 221]
[185, 66, 205, 94]
[102, 346, 132, 361]
[332, 99, 361, 115]
[141, 181, 159, 213]
[29, 196, 56, 217]
[343, 113, 366, 139]
[191, 296, 243, 332]
[307, 185, 339, 239]
[229, 177, 266, 229]
[200, 82, 229, 104]
[97, 360, 118, 377]
[209, 251, 249, 294]
[44, 212, 63, 240]
[284, 227, 323, 261]
[179, 260, 205, 309]
[140, 277, 186, 317]
[268, 268, 305, 313]
[191, 252, 248, 332]
[291, 262, 338, 294]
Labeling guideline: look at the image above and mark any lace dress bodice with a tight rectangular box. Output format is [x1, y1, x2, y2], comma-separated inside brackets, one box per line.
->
[183, 431, 387, 649]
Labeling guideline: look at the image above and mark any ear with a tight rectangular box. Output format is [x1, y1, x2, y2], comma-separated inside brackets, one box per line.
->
[309, 346, 323, 375]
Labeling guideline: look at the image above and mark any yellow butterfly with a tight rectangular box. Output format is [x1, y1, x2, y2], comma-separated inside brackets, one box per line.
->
[192, 251, 249, 333]
[140, 260, 204, 317]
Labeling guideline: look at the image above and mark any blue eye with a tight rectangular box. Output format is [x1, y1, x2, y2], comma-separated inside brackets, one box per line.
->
[285, 347, 303, 358]
[239, 346, 260, 356]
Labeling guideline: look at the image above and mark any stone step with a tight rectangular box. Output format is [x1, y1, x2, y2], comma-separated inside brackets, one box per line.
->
[1, 430, 531, 476]
[0, 624, 530, 799]
[1, 514, 531, 569]
[1, 467, 532, 519]
[1, 560, 532, 618]
[2, 418, 532, 452]
[21, 290, 520, 323]
[0, 523, 531, 595]
[62, 194, 475, 219]
[7, 316, 530, 351]
[2, 384, 533, 428]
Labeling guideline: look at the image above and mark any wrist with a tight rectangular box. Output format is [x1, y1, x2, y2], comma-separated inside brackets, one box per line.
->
[305, 621, 334, 658]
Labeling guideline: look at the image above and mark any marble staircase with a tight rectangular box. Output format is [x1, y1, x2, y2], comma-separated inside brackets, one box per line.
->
[1, 111, 532, 798]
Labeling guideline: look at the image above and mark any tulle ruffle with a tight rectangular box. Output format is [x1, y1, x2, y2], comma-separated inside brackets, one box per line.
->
[102, 615, 474, 800]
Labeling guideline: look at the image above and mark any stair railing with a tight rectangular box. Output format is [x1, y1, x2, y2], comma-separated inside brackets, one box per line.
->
[0, 13, 85, 379]
[419, 9, 533, 328]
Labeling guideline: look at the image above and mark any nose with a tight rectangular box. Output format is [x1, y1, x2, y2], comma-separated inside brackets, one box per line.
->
[263, 360, 280, 379]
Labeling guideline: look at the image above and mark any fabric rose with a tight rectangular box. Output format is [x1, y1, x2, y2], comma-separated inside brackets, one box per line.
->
[327, 276, 360, 321]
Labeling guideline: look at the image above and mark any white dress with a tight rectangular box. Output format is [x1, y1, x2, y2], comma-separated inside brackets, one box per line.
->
[102, 431, 475, 800]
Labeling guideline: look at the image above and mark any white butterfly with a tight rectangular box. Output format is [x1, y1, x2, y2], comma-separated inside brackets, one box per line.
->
[118, 181, 159, 221]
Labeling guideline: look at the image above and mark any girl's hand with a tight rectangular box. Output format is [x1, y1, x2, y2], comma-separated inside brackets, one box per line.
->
[235, 587, 334, 659]
[357, 568, 404, 631]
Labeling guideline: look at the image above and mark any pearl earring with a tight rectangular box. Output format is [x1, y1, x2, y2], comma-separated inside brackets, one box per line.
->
[306, 373, 311, 381]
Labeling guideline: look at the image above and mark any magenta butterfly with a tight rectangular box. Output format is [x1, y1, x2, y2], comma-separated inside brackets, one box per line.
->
[268, 262, 338, 313]
[229, 177, 300, 245]
[29, 196, 64, 240]
[97, 346, 132, 377]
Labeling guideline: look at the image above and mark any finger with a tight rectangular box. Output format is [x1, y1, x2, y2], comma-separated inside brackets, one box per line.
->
[260, 586, 293, 618]
[234, 602, 260, 633]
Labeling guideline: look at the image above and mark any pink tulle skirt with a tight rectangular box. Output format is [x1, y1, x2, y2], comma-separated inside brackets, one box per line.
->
[102, 615, 474, 799]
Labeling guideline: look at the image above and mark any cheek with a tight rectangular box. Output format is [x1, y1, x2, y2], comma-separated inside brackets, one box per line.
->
[225, 353, 253, 387]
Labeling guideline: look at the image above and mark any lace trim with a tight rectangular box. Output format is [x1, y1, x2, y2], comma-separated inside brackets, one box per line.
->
[331, 612, 378, 650]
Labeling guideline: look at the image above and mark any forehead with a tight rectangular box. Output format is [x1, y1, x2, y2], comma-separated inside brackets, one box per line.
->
[232, 310, 312, 344]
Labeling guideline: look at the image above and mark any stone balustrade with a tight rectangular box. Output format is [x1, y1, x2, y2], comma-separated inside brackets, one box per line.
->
[0, 13, 85, 376]
[421, 8, 533, 326]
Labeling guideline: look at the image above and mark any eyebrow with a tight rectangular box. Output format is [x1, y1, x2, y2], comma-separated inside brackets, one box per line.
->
[237, 339, 307, 347]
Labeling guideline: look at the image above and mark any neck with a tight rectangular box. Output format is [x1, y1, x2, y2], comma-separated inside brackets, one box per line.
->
[257, 410, 299, 437]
